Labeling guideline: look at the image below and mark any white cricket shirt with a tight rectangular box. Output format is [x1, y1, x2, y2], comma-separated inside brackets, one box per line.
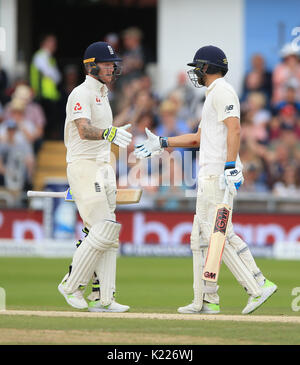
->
[64, 75, 113, 163]
[198, 77, 242, 177]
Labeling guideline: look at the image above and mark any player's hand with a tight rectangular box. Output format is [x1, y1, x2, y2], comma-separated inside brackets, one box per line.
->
[134, 128, 164, 159]
[102, 124, 132, 148]
[224, 166, 244, 196]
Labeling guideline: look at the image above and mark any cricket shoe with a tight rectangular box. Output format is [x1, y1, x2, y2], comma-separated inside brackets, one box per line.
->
[242, 279, 277, 314]
[58, 280, 88, 310]
[88, 300, 130, 313]
[177, 301, 220, 314]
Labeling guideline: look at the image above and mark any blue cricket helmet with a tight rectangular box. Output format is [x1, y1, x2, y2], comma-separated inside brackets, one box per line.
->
[83, 41, 122, 64]
[188, 45, 228, 74]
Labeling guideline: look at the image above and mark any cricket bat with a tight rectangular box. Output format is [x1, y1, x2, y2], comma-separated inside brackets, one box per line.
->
[202, 187, 231, 283]
[27, 188, 142, 205]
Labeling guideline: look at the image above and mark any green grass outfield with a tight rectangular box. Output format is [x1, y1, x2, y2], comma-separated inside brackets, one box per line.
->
[0, 256, 299, 345]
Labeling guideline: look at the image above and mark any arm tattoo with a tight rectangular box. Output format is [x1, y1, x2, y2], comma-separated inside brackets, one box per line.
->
[74, 118, 103, 140]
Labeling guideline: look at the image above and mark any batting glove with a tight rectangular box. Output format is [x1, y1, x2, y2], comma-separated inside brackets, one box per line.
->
[134, 128, 167, 159]
[223, 161, 244, 196]
[102, 124, 132, 148]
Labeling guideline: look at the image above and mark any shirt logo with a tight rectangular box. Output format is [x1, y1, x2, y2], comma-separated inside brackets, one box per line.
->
[225, 104, 234, 113]
[96, 96, 101, 105]
[74, 102, 82, 111]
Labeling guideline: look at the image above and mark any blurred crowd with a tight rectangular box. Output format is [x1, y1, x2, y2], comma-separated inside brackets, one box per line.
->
[1, 28, 300, 209]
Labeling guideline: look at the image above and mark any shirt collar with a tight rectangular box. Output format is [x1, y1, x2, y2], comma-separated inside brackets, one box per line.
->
[85, 75, 108, 96]
[205, 77, 224, 96]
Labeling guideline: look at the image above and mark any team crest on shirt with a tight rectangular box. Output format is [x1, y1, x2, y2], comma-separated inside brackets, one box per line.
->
[96, 96, 102, 105]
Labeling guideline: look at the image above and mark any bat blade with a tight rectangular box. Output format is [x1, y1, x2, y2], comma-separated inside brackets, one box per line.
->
[116, 189, 142, 204]
[202, 202, 231, 283]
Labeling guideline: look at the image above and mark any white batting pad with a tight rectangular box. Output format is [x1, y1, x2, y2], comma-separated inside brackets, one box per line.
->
[64, 240, 102, 294]
[64, 220, 121, 294]
[222, 241, 262, 297]
[95, 246, 118, 306]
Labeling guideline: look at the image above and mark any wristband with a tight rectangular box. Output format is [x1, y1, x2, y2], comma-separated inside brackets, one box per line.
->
[102, 127, 117, 142]
[224, 161, 236, 170]
[159, 136, 169, 148]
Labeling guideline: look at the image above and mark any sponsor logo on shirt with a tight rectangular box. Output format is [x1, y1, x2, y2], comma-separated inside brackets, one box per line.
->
[225, 104, 234, 113]
[96, 96, 101, 105]
[74, 102, 82, 112]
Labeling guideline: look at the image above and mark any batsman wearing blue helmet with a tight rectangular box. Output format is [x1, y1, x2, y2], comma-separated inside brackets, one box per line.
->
[58, 41, 131, 312]
[135, 46, 277, 314]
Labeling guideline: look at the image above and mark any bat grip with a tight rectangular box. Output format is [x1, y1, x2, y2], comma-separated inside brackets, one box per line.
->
[27, 191, 66, 198]
[222, 187, 230, 205]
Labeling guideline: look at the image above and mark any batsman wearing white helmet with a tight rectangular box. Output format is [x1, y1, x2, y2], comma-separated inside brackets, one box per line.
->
[134, 45, 277, 314]
[58, 41, 132, 312]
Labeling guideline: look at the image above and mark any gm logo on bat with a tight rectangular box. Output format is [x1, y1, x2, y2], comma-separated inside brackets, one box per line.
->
[213, 207, 230, 235]
[204, 271, 216, 280]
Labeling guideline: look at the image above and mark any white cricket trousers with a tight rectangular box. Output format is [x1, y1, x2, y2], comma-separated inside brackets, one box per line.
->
[65, 159, 119, 305]
[67, 159, 117, 226]
[194, 175, 264, 303]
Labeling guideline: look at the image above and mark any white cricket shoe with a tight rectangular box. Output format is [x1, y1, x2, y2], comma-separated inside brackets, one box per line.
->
[242, 279, 277, 314]
[88, 300, 130, 313]
[178, 301, 220, 314]
[58, 281, 88, 310]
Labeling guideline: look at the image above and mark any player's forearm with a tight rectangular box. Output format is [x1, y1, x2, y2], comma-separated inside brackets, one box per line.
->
[167, 132, 200, 148]
[226, 126, 240, 162]
[74, 118, 103, 140]
[224, 117, 240, 162]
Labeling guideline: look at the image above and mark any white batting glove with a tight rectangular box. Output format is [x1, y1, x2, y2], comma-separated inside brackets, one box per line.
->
[102, 123, 132, 148]
[223, 162, 244, 196]
[134, 128, 165, 159]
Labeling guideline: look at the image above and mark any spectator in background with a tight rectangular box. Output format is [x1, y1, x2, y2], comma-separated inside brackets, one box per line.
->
[265, 142, 294, 188]
[266, 116, 282, 142]
[30, 34, 63, 140]
[242, 53, 273, 105]
[272, 164, 300, 197]
[120, 27, 146, 82]
[3, 84, 46, 153]
[114, 77, 158, 129]
[241, 91, 271, 145]
[273, 84, 300, 130]
[156, 99, 191, 138]
[272, 43, 300, 104]
[0, 119, 35, 192]
[0, 98, 39, 148]
[239, 161, 269, 193]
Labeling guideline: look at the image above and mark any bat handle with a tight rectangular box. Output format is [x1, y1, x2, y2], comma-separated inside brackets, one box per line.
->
[222, 187, 231, 205]
[27, 191, 66, 198]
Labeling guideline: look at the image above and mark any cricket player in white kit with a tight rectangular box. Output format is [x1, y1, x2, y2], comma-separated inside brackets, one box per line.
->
[134, 46, 277, 314]
[58, 41, 132, 312]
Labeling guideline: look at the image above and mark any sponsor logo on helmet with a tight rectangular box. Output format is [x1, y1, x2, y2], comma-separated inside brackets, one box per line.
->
[223, 58, 228, 64]
[107, 45, 114, 55]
